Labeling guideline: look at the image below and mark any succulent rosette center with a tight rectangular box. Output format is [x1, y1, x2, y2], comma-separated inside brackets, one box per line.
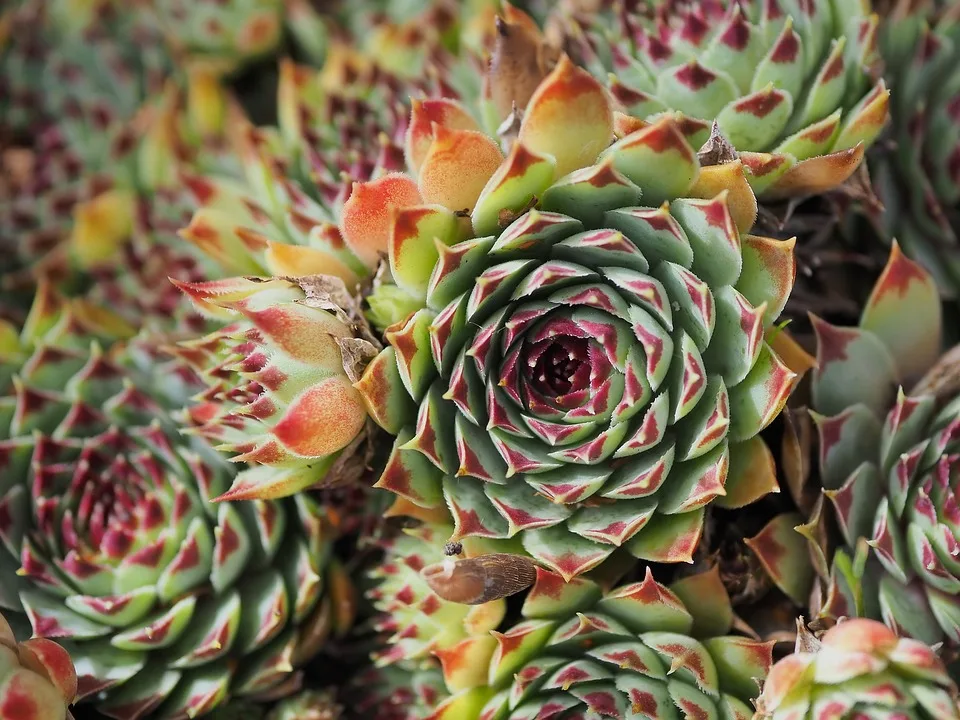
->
[524, 331, 595, 401]
[354, 45, 800, 580]
[360, 159, 798, 579]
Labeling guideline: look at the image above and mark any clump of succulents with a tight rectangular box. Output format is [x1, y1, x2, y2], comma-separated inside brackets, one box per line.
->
[173, 274, 380, 500]
[355, 44, 798, 579]
[72, 69, 243, 334]
[872, 0, 960, 293]
[175, 49, 415, 296]
[424, 565, 773, 718]
[559, 0, 890, 199]
[16, 0, 960, 718]
[807, 243, 960, 645]
[0, 284, 355, 718]
[0, 0, 170, 304]
[755, 618, 960, 719]
[0, 609, 77, 720]
[172, 1, 541, 314]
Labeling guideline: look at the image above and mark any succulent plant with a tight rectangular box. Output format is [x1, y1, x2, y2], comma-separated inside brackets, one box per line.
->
[266, 688, 341, 720]
[351, 664, 451, 720]
[807, 243, 960, 646]
[174, 49, 418, 297]
[173, 1, 513, 307]
[562, 0, 890, 198]
[0, 0, 166, 135]
[172, 275, 380, 501]
[68, 66, 248, 334]
[434, 566, 773, 719]
[0, 609, 77, 720]
[755, 618, 960, 719]
[148, 0, 285, 75]
[0, 10, 246, 339]
[0, 284, 356, 718]
[368, 519, 508, 674]
[0, 0, 170, 301]
[355, 46, 798, 579]
[872, 0, 960, 294]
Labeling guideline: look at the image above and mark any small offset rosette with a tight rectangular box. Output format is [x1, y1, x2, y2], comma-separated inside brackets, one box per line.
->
[755, 619, 959, 720]
[367, 520, 514, 701]
[0, 611, 77, 720]
[429, 567, 772, 719]
[807, 244, 960, 646]
[565, 0, 890, 198]
[175, 50, 422, 300]
[355, 52, 797, 579]
[152, 0, 284, 75]
[0, 287, 354, 718]
[173, 274, 379, 501]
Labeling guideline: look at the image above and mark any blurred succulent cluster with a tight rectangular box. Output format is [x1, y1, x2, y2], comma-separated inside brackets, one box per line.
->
[3, 0, 960, 719]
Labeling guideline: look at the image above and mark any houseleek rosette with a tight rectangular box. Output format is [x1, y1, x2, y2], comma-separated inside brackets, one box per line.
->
[368, 521, 506, 675]
[430, 567, 772, 719]
[0, 285, 354, 719]
[873, 2, 960, 293]
[0, 1, 169, 298]
[351, 664, 450, 720]
[173, 51, 410, 294]
[565, 0, 890, 198]
[172, 275, 379, 501]
[174, 33, 472, 305]
[755, 619, 960, 719]
[809, 243, 960, 645]
[0, 610, 78, 720]
[355, 52, 797, 579]
[68, 67, 246, 334]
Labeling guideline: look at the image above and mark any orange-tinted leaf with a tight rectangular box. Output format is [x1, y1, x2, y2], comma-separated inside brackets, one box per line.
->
[417, 126, 503, 212]
[688, 161, 758, 235]
[518, 55, 614, 178]
[405, 98, 480, 174]
[340, 173, 422, 267]
[272, 376, 367, 457]
[263, 242, 361, 287]
[764, 144, 865, 198]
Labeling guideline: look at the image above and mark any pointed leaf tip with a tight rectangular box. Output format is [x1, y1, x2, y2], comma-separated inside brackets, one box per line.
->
[763, 143, 865, 199]
[860, 242, 941, 384]
[405, 98, 481, 175]
[340, 173, 422, 268]
[417, 126, 504, 213]
[518, 54, 614, 178]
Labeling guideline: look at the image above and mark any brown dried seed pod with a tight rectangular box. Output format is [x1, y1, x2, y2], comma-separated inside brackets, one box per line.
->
[487, 8, 549, 122]
[421, 553, 537, 605]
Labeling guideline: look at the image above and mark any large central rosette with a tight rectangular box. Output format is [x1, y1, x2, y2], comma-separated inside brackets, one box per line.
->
[357, 46, 797, 578]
